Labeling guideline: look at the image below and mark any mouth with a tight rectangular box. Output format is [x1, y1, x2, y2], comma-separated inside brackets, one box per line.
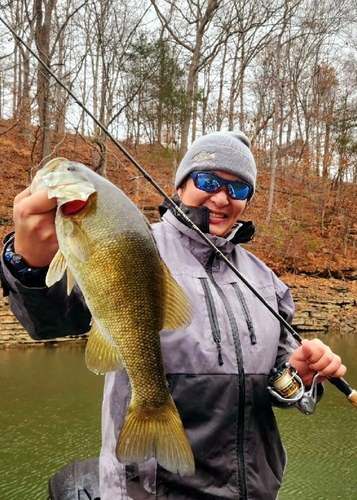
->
[61, 199, 88, 215]
[209, 211, 226, 220]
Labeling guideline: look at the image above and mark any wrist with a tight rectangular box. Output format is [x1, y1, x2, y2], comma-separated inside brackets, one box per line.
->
[3, 234, 48, 287]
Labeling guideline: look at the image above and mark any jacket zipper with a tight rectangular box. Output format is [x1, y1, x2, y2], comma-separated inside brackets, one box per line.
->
[231, 282, 257, 344]
[204, 252, 247, 500]
[199, 278, 223, 365]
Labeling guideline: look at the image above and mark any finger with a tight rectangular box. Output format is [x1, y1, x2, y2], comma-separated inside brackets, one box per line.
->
[14, 189, 57, 217]
[301, 338, 326, 364]
[13, 187, 31, 203]
[310, 352, 334, 374]
[298, 339, 332, 380]
[300, 339, 313, 360]
[327, 364, 347, 378]
[318, 356, 346, 377]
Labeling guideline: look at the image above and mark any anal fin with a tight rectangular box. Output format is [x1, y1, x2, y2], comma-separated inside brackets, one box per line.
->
[85, 321, 123, 374]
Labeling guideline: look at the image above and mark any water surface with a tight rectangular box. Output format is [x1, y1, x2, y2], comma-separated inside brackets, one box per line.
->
[0, 344, 103, 499]
[278, 334, 357, 499]
[1, 336, 357, 499]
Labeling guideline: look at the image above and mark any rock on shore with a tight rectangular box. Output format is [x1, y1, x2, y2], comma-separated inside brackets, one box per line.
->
[1, 274, 356, 347]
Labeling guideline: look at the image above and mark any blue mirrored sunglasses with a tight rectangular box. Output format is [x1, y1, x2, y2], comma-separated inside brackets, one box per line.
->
[190, 171, 252, 200]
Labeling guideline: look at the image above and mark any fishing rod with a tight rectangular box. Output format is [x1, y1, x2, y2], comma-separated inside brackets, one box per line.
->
[1, 16, 356, 409]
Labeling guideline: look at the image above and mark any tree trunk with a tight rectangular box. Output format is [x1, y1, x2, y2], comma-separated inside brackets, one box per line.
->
[266, 38, 282, 224]
[34, 0, 56, 161]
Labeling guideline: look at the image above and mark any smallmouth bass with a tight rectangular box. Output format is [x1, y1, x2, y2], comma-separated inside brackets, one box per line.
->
[30, 158, 195, 475]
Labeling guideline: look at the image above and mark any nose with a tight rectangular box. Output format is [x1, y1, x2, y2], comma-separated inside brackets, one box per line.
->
[210, 187, 230, 206]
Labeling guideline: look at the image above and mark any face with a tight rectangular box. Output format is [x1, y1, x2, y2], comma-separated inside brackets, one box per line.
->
[177, 170, 249, 237]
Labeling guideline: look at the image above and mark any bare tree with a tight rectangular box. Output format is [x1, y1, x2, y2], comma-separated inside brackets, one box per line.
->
[34, 0, 57, 160]
[150, 0, 224, 155]
[219, 0, 298, 132]
[1, 0, 37, 129]
[78, 0, 150, 174]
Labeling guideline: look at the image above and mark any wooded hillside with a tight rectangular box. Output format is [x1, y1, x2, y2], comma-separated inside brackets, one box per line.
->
[1, 0, 357, 285]
[1, 118, 357, 281]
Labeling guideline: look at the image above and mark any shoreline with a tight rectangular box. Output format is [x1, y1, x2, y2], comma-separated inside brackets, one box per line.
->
[1, 273, 357, 348]
[0, 337, 88, 349]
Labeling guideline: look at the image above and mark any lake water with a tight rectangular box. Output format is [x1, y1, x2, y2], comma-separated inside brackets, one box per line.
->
[1, 335, 357, 499]
[278, 334, 357, 500]
[0, 344, 103, 499]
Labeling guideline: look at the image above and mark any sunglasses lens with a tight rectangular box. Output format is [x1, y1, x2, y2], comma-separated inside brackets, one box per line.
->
[192, 172, 251, 200]
[194, 173, 220, 193]
[229, 183, 251, 200]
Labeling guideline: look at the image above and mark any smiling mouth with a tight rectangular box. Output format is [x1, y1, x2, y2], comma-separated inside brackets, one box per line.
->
[209, 212, 226, 219]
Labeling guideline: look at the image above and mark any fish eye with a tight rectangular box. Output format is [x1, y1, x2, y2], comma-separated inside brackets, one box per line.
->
[67, 166, 77, 171]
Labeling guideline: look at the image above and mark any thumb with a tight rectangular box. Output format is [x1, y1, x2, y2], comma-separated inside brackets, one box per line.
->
[300, 339, 313, 361]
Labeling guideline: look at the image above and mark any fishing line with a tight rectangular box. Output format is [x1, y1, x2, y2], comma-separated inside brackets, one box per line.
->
[1, 15, 356, 407]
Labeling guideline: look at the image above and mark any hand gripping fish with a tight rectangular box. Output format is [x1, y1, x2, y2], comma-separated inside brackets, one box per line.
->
[30, 157, 195, 476]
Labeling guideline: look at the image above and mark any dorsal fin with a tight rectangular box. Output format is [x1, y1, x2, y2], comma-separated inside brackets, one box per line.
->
[161, 262, 192, 331]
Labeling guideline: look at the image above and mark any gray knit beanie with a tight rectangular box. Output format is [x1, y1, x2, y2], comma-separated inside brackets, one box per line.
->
[175, 131, 257, 196]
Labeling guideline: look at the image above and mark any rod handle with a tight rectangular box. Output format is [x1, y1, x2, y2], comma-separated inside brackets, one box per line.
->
[327, 375, 353, 396]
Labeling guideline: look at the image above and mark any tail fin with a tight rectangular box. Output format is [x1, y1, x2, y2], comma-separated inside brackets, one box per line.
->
[116, 396, 195, 476]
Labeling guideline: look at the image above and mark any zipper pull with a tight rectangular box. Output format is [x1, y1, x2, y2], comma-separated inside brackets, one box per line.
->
[217, 343, 223, 366]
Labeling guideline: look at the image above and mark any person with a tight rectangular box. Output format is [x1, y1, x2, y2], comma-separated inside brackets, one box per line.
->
[1, 131, 346, 500]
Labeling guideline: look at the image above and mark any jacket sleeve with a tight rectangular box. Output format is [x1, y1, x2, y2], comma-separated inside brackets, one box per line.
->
[272, 274, 325, 408]
[274, 277, 298, 368]
[1, 242, 91, 341]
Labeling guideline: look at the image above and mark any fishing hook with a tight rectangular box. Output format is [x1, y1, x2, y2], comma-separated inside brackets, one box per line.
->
[1, 15, 356, 408]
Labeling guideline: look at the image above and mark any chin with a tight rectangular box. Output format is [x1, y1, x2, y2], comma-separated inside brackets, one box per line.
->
[209, 226, 225, 237]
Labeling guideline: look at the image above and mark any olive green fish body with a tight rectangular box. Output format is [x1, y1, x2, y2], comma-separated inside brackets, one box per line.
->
[30, 158, 194, 475]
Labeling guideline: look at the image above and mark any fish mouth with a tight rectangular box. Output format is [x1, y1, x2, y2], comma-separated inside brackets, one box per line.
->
[61, 199, 88, 215]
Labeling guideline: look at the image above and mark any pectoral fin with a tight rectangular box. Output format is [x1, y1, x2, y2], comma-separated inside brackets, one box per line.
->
[66, 268, 76, 295]
[161, 261, 193, 331]
[46, 249, 67, 287]
[64, 221, 90, 262]
[85, 321, 123, 375]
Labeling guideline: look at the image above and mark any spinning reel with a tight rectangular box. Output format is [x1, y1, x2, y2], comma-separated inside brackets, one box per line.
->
[268, 363, 320, 415]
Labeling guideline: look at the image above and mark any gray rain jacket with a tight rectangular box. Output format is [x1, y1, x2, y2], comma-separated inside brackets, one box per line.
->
[1, 211, 296, 500]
